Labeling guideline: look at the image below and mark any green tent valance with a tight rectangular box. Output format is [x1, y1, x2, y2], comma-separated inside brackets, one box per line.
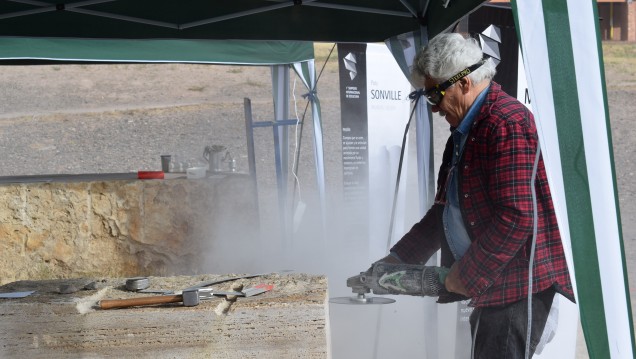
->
[0, 37, 314, 64]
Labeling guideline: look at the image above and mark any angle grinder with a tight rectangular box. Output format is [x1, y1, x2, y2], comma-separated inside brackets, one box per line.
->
[329, 262, 448, 305]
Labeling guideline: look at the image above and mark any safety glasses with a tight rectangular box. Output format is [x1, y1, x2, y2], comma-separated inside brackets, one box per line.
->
[423, 60, 486, 106]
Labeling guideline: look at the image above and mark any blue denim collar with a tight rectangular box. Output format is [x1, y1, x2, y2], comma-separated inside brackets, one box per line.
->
[456, 84, 490, 135]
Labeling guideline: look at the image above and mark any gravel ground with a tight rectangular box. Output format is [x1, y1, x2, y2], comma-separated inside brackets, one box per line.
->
[0, 44, 633, 358]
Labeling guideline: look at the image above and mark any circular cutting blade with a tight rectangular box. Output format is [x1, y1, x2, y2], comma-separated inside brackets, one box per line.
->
[329, 296, 396, 305]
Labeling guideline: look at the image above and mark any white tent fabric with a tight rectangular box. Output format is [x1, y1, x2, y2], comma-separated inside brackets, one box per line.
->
[512, 1, 634, 358]
[385, 30, 435, 217]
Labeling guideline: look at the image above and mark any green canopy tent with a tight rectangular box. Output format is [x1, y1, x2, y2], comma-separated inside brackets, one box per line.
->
[0, 38, 322, 249]
[0, 0, 631, 358]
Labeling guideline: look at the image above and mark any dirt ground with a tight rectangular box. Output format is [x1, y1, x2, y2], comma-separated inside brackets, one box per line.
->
[0, 42, 633, 358]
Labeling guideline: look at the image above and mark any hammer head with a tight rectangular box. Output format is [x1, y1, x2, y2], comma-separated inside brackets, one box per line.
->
[182, 289, 200, 307]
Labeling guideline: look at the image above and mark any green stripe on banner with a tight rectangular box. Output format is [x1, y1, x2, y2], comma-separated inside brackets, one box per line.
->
[591, 0, 636, 352]
[510, 0, 523, 53]
[542, 0, 610, 357]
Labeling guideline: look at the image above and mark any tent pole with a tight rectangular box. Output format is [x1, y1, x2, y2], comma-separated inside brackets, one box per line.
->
[272, 65, 292, 249]
[244, 97, 261, 235]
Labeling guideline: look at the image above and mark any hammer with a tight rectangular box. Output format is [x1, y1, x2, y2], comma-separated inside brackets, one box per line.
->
[99, 288, 243, 310]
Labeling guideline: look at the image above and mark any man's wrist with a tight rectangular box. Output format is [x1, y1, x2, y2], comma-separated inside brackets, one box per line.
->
[446, 262, 469, 296]
[388, 251, 403, 263]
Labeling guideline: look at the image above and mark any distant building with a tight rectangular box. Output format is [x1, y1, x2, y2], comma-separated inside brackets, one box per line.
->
[488, 0, 636, 41]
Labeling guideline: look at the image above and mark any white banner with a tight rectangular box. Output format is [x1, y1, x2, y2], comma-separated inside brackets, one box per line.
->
[365, 43, 413, 259]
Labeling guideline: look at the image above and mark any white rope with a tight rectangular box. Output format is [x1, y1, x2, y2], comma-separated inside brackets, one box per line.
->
[525, 143, 542, 359]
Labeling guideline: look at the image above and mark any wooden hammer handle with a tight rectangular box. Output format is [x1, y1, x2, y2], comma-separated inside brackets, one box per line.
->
[99, 294, 183, 309]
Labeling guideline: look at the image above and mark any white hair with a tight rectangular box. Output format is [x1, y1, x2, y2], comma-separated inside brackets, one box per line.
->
[412, 33, 496, 85]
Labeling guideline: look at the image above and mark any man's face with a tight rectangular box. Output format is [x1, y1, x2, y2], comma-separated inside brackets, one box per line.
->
[423, 76, 467, 127]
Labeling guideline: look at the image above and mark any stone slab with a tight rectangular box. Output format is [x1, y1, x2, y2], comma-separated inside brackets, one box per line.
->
[0, 273, 328, 358]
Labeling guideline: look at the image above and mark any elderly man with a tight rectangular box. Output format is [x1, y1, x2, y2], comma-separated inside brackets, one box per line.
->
[374, 33, 575, 358]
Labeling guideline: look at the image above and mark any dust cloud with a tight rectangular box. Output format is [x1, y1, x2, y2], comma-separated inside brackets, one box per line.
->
[195, 134, 467, 359]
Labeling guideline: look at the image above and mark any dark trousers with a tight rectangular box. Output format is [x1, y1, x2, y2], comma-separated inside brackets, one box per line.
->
[469, 288, 556, 359]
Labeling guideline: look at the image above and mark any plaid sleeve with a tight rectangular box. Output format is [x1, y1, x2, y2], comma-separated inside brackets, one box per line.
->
[390, 204, 444, 264]
[457, 105, 538, 297]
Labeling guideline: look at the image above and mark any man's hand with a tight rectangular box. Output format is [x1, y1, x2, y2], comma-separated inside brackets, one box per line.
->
[445, 262, 469, 296]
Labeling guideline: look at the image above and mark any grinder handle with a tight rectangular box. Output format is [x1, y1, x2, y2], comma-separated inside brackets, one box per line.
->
[99, 294, 183, 309]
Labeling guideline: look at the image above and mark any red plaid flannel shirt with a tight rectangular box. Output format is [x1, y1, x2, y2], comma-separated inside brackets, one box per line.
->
[391, 82, 575, 307]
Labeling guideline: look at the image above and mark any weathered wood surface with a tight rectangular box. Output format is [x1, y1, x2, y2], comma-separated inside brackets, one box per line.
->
[0, 273, 328, 358]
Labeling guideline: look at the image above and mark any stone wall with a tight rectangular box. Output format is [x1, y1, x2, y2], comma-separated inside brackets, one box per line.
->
[0, 174, 259, 284]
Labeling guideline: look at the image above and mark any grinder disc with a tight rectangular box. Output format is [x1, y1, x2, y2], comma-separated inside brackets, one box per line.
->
[329, 295, 395, 305]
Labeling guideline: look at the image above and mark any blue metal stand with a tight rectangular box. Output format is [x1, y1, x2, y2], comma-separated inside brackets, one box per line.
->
[244, 97, 299, 251]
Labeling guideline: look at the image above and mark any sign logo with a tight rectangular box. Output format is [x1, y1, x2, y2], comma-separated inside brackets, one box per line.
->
[343, 52, 358, 80]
